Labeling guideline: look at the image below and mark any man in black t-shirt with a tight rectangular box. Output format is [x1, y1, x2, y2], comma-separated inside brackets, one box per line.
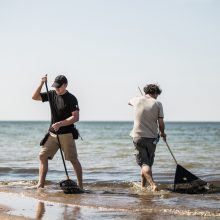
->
[32, 75, 83, 189]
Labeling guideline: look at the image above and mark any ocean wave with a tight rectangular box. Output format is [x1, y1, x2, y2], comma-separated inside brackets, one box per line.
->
[0, 167, 38, 174]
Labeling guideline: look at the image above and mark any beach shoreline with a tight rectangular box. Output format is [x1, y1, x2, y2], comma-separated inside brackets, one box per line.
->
[1, 189, 220, 220]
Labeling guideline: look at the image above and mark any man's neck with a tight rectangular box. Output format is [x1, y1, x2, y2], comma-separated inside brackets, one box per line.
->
[56, 90, 67, 95]
[146, 93, 157, 99]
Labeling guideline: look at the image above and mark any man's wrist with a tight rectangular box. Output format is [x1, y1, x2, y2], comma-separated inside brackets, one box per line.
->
[160, 132, 166, 137]
[40, 81, 44, 87]
[59, 121, 64, 127]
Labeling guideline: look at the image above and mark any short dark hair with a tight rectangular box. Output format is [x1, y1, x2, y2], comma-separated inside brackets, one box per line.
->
[143, 84, 162, 95]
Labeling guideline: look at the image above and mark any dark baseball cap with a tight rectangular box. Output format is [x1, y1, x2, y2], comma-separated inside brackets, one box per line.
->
[52, 75, 68, 88]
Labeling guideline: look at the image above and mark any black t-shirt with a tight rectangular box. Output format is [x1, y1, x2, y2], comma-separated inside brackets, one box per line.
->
[40, 90, 79, 134]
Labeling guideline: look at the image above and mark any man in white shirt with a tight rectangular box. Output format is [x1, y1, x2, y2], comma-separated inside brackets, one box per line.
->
[129, 84, 166, 191]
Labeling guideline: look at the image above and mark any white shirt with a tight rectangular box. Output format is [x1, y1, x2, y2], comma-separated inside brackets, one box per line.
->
[129, 95, 164, 138]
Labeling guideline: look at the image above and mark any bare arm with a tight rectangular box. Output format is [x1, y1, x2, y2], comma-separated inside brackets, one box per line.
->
[32, 75, 47, 101]
[158, 117, 166, 141]
[52, 110, 79, 131]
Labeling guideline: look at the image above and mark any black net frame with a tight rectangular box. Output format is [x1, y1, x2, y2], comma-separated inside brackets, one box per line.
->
[174, 164, 208, 194]
[165, 141, 208, 194]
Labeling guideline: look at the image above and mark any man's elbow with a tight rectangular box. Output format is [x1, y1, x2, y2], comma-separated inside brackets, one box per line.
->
[73, 113, 79, 123]
[32, 95, 37, 100]
[75, 115, 79, 122]
[32, 94, 41, 101]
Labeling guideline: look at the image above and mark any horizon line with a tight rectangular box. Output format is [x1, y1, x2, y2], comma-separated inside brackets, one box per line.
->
[0, 120, 220, 123]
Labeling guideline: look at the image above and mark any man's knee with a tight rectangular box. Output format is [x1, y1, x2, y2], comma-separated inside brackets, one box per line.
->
[142, 164, 151, 173]
[39, 154, 48, 162]
[70, 158, 78, 163]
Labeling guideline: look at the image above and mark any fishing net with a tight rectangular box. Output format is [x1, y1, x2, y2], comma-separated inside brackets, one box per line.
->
[60, 179, 84, 194]
[174, 164, 208, 194]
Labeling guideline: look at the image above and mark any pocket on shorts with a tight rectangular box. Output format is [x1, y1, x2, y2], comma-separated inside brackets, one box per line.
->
[40, 132, 50, 146]
[133, 138, 143, 148]
[135, 150, 143, 166]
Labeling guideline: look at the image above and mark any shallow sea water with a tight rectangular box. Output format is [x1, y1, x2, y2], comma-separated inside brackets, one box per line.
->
[0, 121, 220, 219]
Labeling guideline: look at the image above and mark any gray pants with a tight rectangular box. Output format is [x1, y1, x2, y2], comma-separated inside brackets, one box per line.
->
[133, 137, 156, 167]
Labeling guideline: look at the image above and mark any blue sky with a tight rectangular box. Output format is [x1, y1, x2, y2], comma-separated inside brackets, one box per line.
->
[0, 0, 219, 121]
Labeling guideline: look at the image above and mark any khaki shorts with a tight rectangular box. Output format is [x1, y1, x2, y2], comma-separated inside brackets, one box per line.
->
[39, 133, 77, 161]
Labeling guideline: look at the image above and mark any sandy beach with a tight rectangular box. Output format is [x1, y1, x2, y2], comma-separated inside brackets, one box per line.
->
[0, 192, 38, 220]
[0, 191, 88, 220]
[0, 212, 29, 220]
[0, 191, 158, 220]
[0, 203, 31, 220]
[0, 191, 87, 220]
[1, 188, 220, 220]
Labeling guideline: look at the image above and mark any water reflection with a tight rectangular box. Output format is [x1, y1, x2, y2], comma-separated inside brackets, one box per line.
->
[62, 205, 81, 220]
[35, 200, 82, 220]
[35, 201, 45, 219]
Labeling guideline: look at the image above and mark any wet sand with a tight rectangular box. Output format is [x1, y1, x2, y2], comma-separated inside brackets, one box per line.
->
[0, 191, 153, 220]
[0, 192, 83, 220]
[0, 194, 33, 220]
[1, 189, 220, 220]
[0, 203, 31, 220]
